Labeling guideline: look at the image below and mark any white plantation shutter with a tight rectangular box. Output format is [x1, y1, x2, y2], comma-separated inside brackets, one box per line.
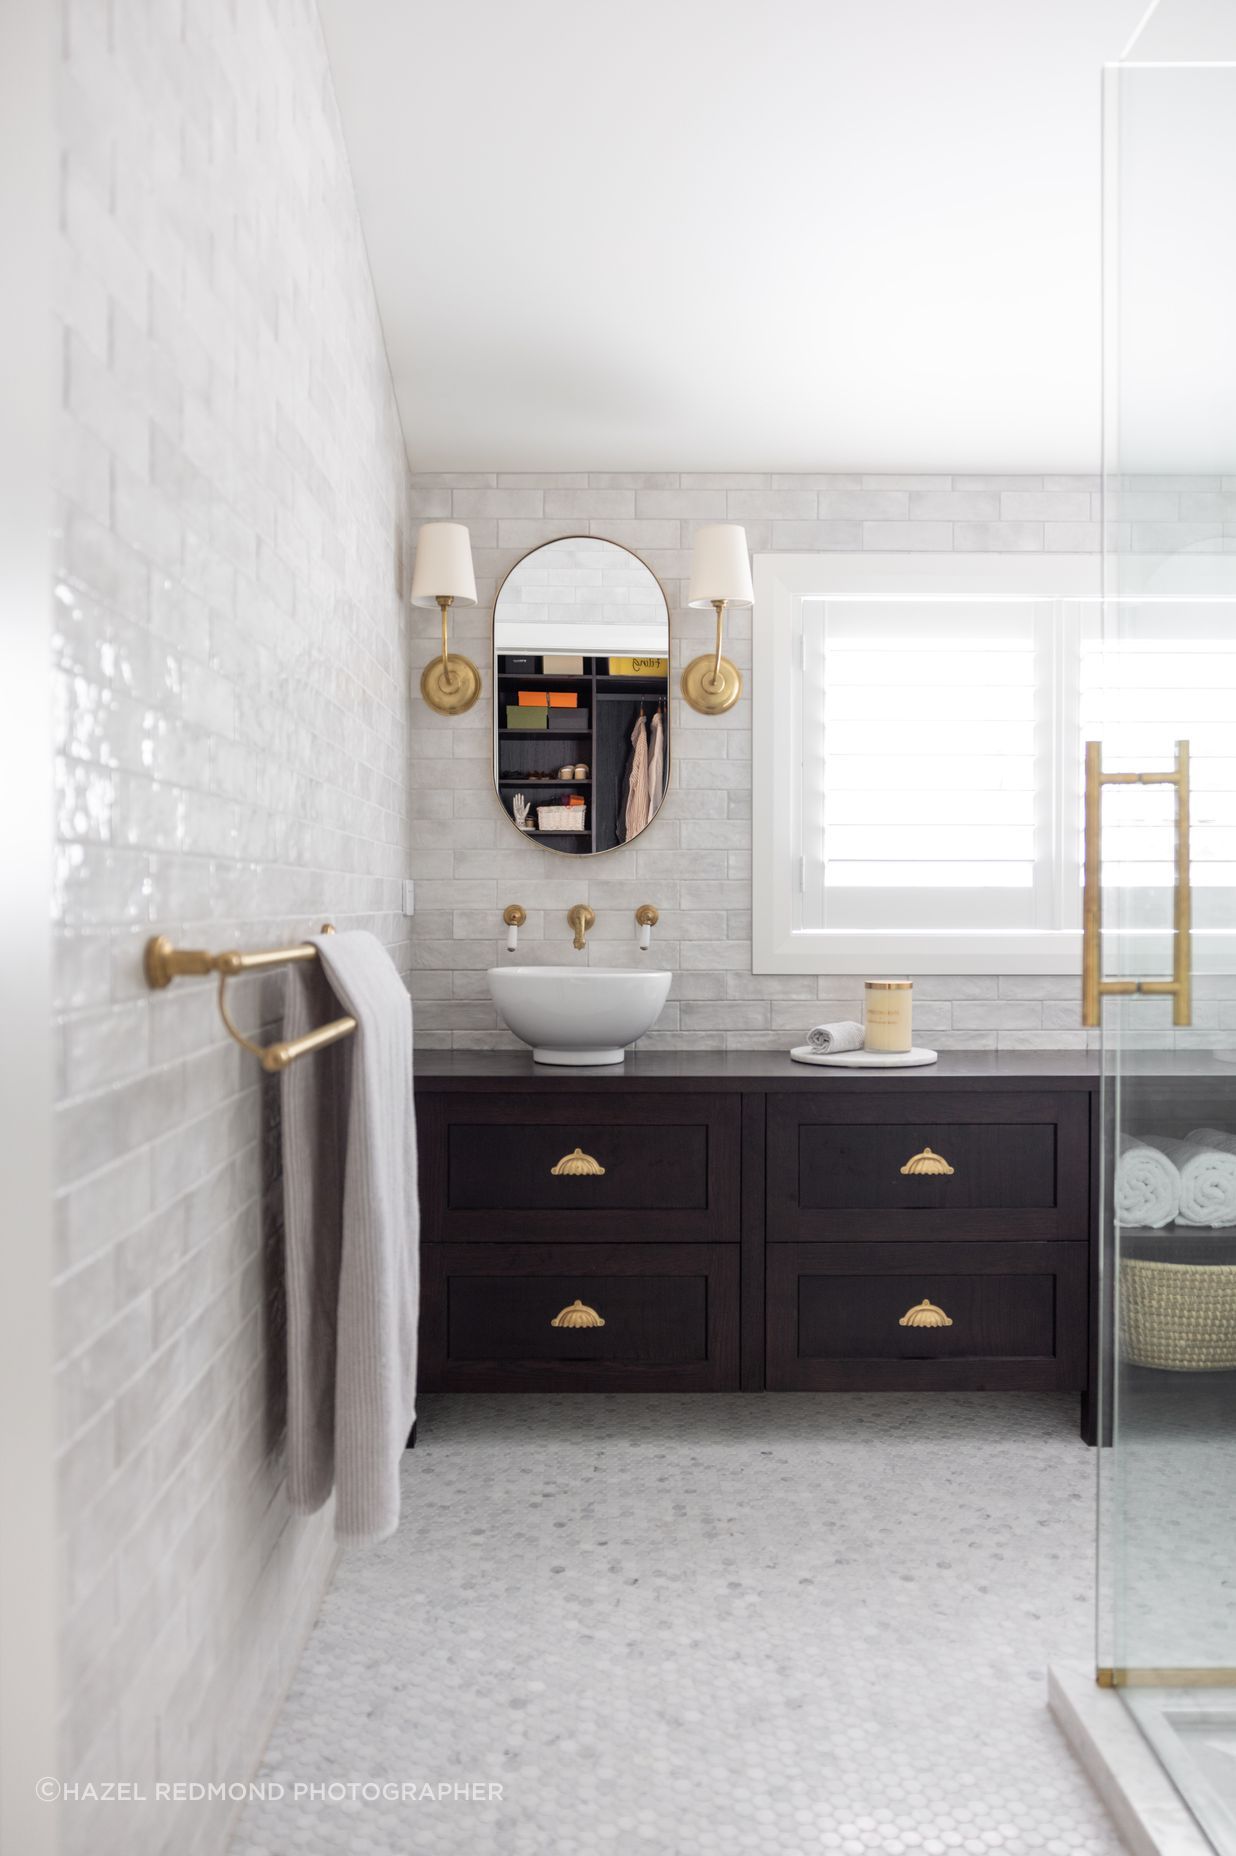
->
[801, 598, 1055, 934]
[753, 554, 1103, 975]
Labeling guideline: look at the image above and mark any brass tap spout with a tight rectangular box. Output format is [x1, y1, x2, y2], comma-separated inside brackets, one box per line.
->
[567, 904, 595, 951]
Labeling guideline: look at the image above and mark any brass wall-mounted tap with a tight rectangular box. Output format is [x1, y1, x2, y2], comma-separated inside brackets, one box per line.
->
[634, 904, 659, 951]
[502, 904, 527, 952]
[567, 904, 595, 951]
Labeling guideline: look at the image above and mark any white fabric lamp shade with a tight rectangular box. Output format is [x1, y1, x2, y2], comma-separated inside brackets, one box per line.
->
[687, 524, 753, 609]
[410, 522, 477, 607]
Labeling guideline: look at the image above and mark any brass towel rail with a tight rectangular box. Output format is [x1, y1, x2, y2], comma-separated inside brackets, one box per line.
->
[143, 925, 357, 1072]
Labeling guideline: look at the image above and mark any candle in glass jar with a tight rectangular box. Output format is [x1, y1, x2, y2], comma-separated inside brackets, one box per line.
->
[864, 979, 913, 1053]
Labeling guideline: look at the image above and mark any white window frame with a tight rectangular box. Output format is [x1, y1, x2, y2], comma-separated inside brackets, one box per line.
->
[752, 553, 1102, 976]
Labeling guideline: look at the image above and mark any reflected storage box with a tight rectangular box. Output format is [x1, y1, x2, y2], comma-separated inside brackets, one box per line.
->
[543, 654, 585, 674]
[500, 655, 540, 674]
[505, 706, 548, 730]
[605, 656, 668, 676]
[547, 708, 589, 731]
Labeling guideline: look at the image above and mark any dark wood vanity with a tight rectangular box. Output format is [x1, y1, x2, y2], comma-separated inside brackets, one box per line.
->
[415, 1050, 1113, 1437]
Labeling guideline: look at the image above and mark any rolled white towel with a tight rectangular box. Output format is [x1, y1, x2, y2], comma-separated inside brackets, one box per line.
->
[1115, 1134, 1181, 1230]
[807, 1020, 864, 1054]
[1175, 1127, 1236, 1228]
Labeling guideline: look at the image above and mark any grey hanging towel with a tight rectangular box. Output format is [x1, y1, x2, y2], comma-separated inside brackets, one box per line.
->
[622, 710, 649, 843]
[281, 930, 418, 1544]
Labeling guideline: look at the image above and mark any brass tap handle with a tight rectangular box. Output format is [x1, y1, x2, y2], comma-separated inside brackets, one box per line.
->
[635, 905, 659, 928]
[550, 1148, 605, 1176]
[502, 905, 527, 928]
[567, 903, 595, 951]
[899, 1299, 953, 1329]
[550, 1300, 605, 1329]
[900, 1147, 954, 1177]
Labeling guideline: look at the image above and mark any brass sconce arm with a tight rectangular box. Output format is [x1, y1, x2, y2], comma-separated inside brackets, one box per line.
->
[710, 598, 726, 688]
[437, 595, 455, 688]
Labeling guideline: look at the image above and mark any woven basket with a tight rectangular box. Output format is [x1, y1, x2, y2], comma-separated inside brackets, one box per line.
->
[1120, 1257, 1236, 1371]
[537, 805, 586, 833]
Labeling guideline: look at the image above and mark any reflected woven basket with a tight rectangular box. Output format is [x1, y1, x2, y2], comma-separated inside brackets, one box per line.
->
[537, 805, 586, 833]
[1120, 1258, 1236, 1371]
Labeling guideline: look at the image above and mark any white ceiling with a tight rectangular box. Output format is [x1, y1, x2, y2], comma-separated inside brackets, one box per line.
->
[320, 0, 1154, 472]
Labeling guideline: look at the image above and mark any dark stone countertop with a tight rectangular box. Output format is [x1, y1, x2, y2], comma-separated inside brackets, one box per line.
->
[412, 1047, 1236, 1092]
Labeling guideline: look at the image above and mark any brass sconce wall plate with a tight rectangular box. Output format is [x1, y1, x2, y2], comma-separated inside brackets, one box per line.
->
[421, 653, 481, 715]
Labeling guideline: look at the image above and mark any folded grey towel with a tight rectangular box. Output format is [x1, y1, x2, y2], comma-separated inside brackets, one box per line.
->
[282, 930, 418, 1545]
[807, 1020, 864, 1054]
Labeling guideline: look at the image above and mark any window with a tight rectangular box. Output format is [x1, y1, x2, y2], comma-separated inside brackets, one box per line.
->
[755, 555, 1236, 975]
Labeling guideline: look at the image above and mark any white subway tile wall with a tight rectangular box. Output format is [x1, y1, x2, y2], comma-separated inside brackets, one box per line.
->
[52, 5, 412, 1853]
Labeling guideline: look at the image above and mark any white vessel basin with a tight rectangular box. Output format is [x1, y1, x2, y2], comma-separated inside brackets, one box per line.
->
[488, 966, 672, 1065]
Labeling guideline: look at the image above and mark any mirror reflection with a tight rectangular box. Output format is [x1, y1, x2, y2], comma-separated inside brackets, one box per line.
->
[492, 536, 670, 856]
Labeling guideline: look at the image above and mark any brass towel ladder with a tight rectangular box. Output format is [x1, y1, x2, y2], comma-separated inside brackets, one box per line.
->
[1080, 740, 1192, 1028]
[143, 925, 357, 1072]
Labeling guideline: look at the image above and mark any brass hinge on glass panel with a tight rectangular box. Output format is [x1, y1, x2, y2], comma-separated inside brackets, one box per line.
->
[1081, 740, 1192, 1028]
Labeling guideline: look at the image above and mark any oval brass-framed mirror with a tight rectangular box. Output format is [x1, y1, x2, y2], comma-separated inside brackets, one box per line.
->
[492, 535, 671, 857]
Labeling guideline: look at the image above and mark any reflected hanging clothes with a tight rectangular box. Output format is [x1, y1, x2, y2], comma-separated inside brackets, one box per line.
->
[645, 707, 665, 825]
[621, 710, 649, 843]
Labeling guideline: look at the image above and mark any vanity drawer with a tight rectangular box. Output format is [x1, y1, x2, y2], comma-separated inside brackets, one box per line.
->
[417, 1092, 740, 1242]
[766, 1240, 1087, 1391]
[420, 1243, 740, 1391]
[766, 1092, 1089, 1241]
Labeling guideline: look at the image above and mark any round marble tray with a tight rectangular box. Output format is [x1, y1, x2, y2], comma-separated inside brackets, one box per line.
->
[789, 1045, 939, 1069]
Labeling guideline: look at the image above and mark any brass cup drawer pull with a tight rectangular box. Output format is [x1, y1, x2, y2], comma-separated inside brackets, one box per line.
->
[900, 1146, 954, 1177]
[550, 1300, 605, 1329]
[550, 1148, 606, 1177]
[899, 1299, 953, 1329]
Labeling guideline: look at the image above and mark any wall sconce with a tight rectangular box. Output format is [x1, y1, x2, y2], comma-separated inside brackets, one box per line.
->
[681, 524, 754, 715]
[410, 521, 480, 715]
